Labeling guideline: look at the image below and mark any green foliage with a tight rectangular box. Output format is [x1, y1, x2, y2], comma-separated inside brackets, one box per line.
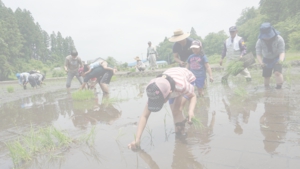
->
[208, 54, 221, 64]
[203, 31, 228, 56]
[7, 86, 14, 93]
[71, 90, 95, 101]
[156, 37, 173, 64]
[0, 1, 76, 80]
[191, 117, 203, 129]
[226, 61, 244, 75]
[233, 87, 248, 97]
[52, 70, 66, 77]
[6, 126, 96, 167]
[237, 1, 300, 54]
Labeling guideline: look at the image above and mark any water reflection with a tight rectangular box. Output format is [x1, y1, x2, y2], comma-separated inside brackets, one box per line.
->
[0, 93, 59, 130]
[221, 85, 256, 135]
[260, 90, 289, 154]
[71, 95, 122, 129]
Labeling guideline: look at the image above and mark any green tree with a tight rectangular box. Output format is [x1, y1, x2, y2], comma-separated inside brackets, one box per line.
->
[203, 31, 228, 56]
[156, 37, 173, 63]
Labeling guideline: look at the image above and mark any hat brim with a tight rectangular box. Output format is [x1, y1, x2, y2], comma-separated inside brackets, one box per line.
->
[147, 98, 165, 112]
[259, 29, 279, 39]
[168, 33, 190, 42]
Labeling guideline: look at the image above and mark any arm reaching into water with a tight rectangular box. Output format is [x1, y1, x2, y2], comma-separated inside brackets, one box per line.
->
[128, 105, 151, 150]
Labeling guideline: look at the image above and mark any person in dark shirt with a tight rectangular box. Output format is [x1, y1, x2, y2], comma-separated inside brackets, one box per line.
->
[169, 29, 193, 67]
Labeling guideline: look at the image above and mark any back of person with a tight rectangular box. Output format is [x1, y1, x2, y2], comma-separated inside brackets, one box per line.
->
[163, 67, 196, 98]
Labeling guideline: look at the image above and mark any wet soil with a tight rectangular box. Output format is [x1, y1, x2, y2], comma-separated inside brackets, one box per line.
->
[0, 69, 300, 169]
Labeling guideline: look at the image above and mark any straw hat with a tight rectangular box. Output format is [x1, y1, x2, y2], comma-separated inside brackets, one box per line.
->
[134, 56, 141, 61]
[168, 29, 190, 42]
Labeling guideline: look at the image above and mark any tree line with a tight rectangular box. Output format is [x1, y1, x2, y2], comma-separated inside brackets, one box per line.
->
[156, 0, 300, 63]
[0, 0, 76, 80]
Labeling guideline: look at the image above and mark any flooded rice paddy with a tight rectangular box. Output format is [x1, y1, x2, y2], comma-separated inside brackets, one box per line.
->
[0, 69, 300, 169]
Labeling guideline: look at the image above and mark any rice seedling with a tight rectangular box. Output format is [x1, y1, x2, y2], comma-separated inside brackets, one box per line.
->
[191, 116, 203, 129]
[71, 90, 95, 101]
[7, 86, 14, 93]
[115, 127, 126, 141]
[102, 97, 129, 105]
[52, 128, 72, 146]
[145, 126, 154, 144]
[6, 126, 96, 167]
[233, 87, 248, 98]
[226, 61, 244, 76]
[80, 126, 96, 145]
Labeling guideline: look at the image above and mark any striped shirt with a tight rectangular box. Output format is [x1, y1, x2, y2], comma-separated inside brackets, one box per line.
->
[163, 67, 196, 99]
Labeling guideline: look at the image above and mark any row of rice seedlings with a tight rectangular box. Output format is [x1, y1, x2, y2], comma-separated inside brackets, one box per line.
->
[5, 126, 88, 167]
[6, 126, 95, 167]
[226, 61, 244, 75]
[71, 90, 95, 101]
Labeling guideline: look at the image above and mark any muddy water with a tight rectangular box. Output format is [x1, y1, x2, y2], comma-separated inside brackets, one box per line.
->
[0, 73, 300, 169]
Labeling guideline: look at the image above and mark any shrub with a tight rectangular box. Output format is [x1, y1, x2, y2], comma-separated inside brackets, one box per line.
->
[52, 70, 66, 77]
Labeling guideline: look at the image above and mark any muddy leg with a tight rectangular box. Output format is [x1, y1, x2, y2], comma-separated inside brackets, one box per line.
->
[264, 77, 270, 87]
[274, 71, 283, 89]
[170, 96, 188, 133]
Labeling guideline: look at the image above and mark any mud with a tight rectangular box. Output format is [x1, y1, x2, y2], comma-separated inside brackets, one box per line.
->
[0, 69, 300, 169]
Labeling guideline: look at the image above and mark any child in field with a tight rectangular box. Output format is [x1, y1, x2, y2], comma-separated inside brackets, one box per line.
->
[128, 67, 197, 150]
[186, 40, 213, 97]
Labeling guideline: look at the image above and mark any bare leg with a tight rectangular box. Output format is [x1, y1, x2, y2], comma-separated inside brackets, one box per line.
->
[197, 88, 203, 97]
[170, 96, 188, 133]
[274, 71, 283, 89]
[274, 71, 283, 85]
[100, 83, 110, 96]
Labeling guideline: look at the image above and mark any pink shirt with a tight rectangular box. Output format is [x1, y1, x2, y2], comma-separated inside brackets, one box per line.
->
[163, 67, 196, 99]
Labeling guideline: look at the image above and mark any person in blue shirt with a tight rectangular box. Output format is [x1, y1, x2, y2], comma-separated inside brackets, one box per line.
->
[186, 40, 213, 97]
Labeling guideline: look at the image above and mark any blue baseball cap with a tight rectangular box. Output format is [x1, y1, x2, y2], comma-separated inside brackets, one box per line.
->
[16, 73, 20, 79]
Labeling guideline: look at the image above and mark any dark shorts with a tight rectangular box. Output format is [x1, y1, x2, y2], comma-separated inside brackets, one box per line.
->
[84, 66, 105, 83]
[192, 76, 206, 89]
[262, 57, 282, 77]
[98, 70, 113, 84]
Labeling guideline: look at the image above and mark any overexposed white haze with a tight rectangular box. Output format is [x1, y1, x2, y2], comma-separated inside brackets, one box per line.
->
[3, 0, 260, 63]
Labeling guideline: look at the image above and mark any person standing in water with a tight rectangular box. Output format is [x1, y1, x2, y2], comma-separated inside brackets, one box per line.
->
[64, 50, 83, 92]
[255, 23, 285, 89]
